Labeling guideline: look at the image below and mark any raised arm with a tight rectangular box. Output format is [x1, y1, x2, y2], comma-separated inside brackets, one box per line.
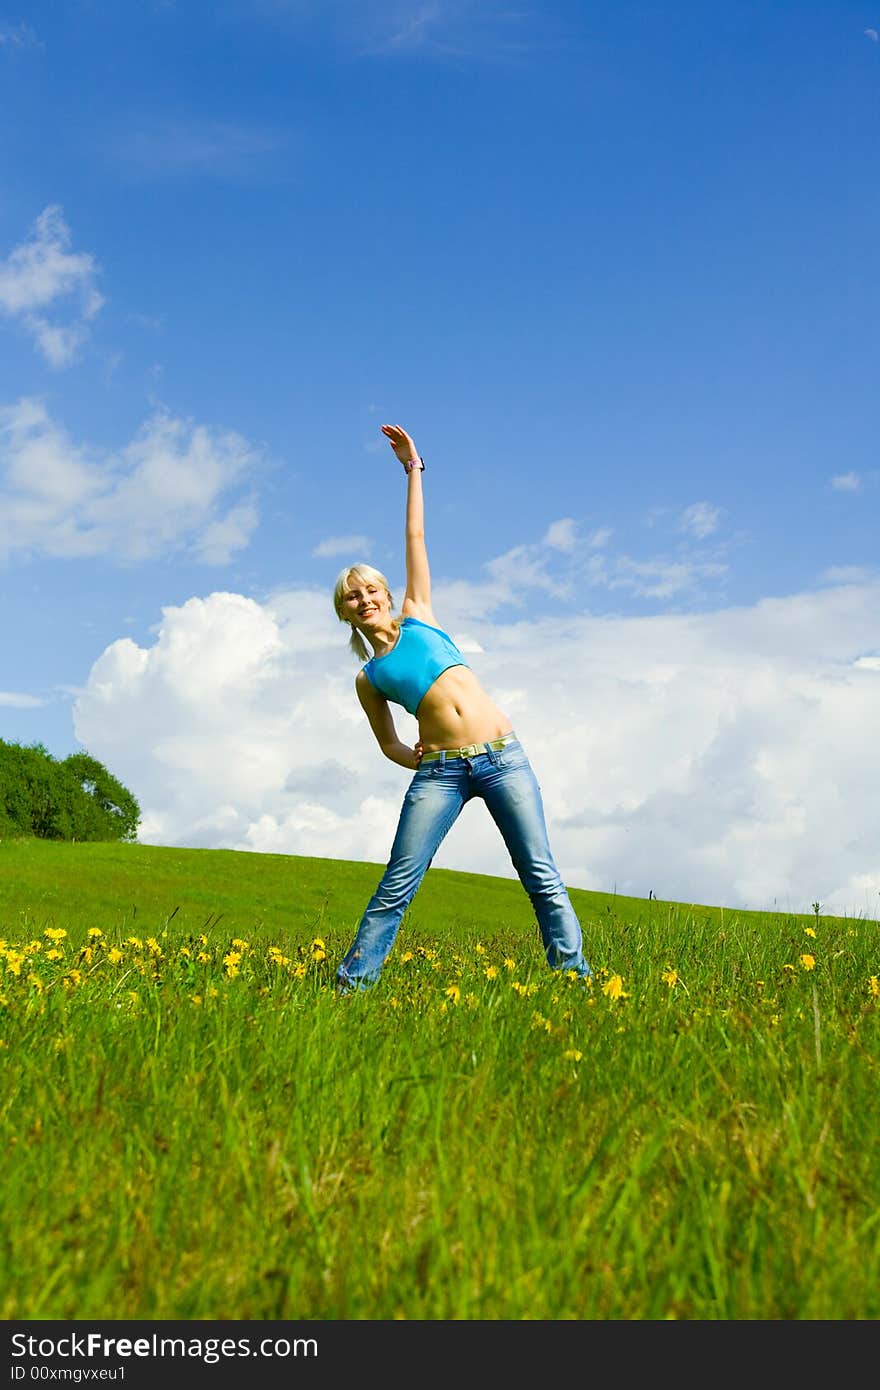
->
[381, 423, 433, 621]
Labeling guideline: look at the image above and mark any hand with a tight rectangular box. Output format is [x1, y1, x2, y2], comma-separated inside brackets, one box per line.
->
[414, 740, 424, 765]
[381, 423, 420, 467]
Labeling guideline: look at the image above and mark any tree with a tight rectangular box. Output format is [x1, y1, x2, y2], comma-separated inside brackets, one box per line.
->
[0, 739, 141, 842]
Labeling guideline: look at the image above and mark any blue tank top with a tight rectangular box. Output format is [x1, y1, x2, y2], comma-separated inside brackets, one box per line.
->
[362, 616, 470, 716]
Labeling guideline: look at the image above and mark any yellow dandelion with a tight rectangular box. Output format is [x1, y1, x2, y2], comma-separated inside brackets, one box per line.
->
[126, 936, 143, 949]
[662, 967, 679, 988]
[44, 928, 67, 942]
[231, 938, 249, 951]
[206, 985, 219, 999]
[222, 950, 242, 973]
[87, 927, 103, 939]
[146, 937, 163, 956]
[782, 963, 795, 973]
[867, 976, 879, 998]
[178, 946, 192, 959]
[3, 952, 23, 977]
[45, 948, 63, 962]
[444, 984, 461, 1005]
[803, 926, 816, 938]
[106, 948, 123, 964]
[225, 964, 240, 979]
[484, 964, 498, 980]
[310, 937, 325, 952]
[503, 957, 516, 972]
[291, 962, 307, 979]
[191, 994, 203, 1006]
[197, 951, 210, 964]
[400, 951, 414, 963]
[602, 974, 629, 1001]
[799, 954, 816, 972]
[563, 1048, 584, 1063]
[475, 943, 486, 956]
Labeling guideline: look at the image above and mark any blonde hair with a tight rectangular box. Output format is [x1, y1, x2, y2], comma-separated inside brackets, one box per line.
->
[333, 564, 399, 662]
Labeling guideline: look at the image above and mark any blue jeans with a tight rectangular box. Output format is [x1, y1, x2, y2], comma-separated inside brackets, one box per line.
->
[337, 736, 591, 991]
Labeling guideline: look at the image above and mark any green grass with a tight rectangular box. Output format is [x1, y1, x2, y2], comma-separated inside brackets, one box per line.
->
[1, 837, 878, 1320]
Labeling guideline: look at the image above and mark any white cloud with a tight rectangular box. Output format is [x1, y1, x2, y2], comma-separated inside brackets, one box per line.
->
[543, 518, 577, 552]
[74, 576, 880, 920]
[0, 21, 39, 48]
[679, 501, 720, 539]
[831, 472, 861, 492]
[312, 534, 373, 559]
[0, 206, 103, 366]
[109, 118, 292, 180]
[264, 0, 544, 61]
[0, 691, 45, 708]
[0, 397, 261, 564]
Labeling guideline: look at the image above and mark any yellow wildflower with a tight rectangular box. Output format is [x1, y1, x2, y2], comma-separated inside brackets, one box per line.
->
[563, 1048, 584, 1063]
[400, 951, 414, 963]
[88, 927, 103, 939]
[475, 943, 486, 955]
[602, 974, 629, 1001]
[106, 948, 124, 964]
[662, 967, 679, 988]
[44, 928, 67, 941]
[126, 937, 143, 949]
[503, 957, 516, 972]
[45, 949, 63, 962]
[799, 954, 816, 972]
[232, 938, 249, 951]
[803, 926, 816, 938]
[484, 965, 498, 980]
[867, 977, 879, 998]
[444, 984, 461, 1005]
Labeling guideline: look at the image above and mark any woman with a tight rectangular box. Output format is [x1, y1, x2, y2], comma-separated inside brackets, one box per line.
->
[333, 422, 591, 992]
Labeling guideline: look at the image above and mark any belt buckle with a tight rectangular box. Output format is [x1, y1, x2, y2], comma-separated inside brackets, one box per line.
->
[459, 742, 479, 758]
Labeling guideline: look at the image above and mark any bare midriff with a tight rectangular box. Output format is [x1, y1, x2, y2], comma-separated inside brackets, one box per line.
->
[415, 665, 513, 752]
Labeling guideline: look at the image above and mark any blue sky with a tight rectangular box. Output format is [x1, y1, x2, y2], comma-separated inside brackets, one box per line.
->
[1, 2, 878, 917]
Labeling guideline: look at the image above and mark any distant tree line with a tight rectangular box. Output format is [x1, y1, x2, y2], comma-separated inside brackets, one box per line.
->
[0, 739, 140, 842]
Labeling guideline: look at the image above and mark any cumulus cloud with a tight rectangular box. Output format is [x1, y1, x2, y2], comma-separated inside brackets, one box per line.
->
[74, 576, 880, 920]
[831, 472, 861, 492]
[679, 501, 720, 539]
[312, 534, 373, 559]
[0, 206, 103, 366]
[0, 397, 260, 563]
[0, 691, 45, 708]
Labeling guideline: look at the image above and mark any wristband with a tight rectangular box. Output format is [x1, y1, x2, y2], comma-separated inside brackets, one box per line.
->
[404, 456, 425, 472]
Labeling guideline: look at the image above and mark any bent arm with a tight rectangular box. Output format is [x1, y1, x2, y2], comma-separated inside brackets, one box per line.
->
[356, 671, 422, 770]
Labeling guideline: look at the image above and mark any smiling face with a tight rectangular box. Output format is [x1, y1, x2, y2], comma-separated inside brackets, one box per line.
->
[335, 566, 393, 634]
